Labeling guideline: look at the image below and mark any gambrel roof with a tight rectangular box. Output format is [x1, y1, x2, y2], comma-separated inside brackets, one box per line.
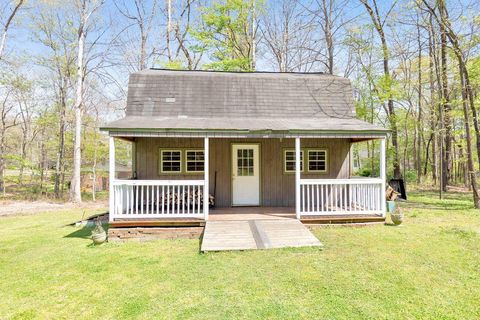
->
[102, 69, 388, 138]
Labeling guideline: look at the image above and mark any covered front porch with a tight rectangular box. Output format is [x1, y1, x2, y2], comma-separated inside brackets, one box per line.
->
[107, 135, 387, 224]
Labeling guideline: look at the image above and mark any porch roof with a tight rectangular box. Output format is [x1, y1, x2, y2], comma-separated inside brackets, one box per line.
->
[101, 115, 388, 139]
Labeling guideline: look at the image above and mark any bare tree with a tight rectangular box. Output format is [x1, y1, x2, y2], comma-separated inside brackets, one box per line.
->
[307, 0, 353, 74]
[261, 0, 321, 72]
[70, 0, 104, 203]
[32, 10, 77, 198]
[114, 0, 159, 71]
[360, 0, 401, 179]
[171, 0, 204, 69]
[0, 0, 24, 61]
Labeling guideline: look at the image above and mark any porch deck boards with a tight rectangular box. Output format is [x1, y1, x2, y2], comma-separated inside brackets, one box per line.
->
[210, 207, 295, 221]
[201, 219, 322, 252]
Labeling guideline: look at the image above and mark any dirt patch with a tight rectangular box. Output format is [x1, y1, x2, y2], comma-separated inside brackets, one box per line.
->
[0, 200, 107, 217]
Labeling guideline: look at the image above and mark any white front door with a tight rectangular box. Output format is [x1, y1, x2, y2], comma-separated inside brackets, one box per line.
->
[232, 144, 260, 206]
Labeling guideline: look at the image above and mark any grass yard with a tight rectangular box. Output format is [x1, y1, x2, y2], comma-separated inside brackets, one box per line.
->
[1, 190, 479, 319]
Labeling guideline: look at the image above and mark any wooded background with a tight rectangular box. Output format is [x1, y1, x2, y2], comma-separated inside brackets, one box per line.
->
[1, 0, 480, 207]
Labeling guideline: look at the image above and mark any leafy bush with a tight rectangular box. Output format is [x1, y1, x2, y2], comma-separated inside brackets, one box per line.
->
[355, 168, 372, 177]
[404, 170, 417, 183]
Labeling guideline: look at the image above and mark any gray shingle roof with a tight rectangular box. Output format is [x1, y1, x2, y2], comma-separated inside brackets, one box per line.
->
[103, 69, 388, 135]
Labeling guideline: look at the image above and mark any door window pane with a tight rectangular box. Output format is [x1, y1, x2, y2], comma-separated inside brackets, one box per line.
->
[237, 148, 254, 176]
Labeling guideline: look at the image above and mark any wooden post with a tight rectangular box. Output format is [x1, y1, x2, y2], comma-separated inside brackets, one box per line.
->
[109, 136, 115, 222]
[380, 137, 386, 217]
[204, 137, 209, 221]
[295, 137, 301, 219]
[132, 140, 136, 178]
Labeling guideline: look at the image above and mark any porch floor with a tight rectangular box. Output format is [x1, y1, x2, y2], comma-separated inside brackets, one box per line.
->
[209, 207, 295, 221]
[209, 207, 385, 224]
[201, 219, 323, 252]
[109, 206, 385, 227]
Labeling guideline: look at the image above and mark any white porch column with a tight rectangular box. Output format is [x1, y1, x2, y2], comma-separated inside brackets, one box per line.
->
[204, 137, 209, 221]
[295, 137, 301, 219]
[380, 137, 386, 217]
[109, 136, 115, 223]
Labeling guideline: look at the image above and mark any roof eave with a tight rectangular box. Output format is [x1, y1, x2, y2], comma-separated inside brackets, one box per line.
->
[100, 126, 389, 137]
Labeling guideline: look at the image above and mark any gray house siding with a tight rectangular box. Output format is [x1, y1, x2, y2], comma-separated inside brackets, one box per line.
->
[135, 137, 351, 207]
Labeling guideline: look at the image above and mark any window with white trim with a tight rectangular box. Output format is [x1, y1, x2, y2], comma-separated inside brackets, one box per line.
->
[307, 149, 328, 172]
[284, 150, 304, 173]
[185, 150, 204, 173]
[160, 150, 182, 173]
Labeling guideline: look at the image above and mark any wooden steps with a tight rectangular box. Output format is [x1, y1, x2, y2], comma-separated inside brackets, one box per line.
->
[201, 219, 323, 252]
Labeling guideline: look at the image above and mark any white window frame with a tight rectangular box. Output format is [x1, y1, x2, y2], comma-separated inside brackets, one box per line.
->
[159, 149, 183, 174]
[185, 149, 205, 173]
[284, 149, 304, 173]
[307, 149, 328, 173]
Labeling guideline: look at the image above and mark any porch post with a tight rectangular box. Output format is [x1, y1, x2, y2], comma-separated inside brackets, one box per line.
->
[380, 137, 386, 217]
[204, 137, 209, 220]
[109, 136, 115, 223]
[295, 137, 301, 219]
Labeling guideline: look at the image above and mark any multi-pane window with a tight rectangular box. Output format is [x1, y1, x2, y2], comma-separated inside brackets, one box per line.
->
[237, 149, 254, 176]
[308, 149, 328, 172]
[160, 150, 182, 173]
[284, 150, 304, 173]
[185, 150, 204, 173]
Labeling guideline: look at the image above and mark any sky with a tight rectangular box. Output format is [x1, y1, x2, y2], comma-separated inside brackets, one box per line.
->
[3, 0, 478, 120]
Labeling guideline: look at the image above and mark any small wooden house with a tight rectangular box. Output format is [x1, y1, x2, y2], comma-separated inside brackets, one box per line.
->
[101, 69, 388, 224]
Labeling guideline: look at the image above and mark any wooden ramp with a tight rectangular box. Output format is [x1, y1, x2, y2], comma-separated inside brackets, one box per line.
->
[201, 219, 322, 252]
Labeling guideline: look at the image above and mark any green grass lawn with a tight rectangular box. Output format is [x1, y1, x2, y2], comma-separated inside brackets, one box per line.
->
[1, 190, 479, 319]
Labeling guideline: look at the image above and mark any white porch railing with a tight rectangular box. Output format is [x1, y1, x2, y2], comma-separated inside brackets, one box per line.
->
[299, 178, 383, 216]
[111, 180, 206, 219]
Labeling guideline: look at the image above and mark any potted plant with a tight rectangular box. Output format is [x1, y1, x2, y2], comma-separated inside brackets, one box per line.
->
[91, 219, 107, 244]
[390, 207, 404, 225]
[385, 186, 403, 225]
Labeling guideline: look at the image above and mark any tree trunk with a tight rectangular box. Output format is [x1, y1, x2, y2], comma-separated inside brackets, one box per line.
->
[427, 21, 437, 185]
[416, 22, 423, 184]
[463, 62, 480, 169]
[250, 0, 256, 70]
[0, 131, 6, 196]
[0, 0, 25, 61]
[458, 65, 480, 207]
[439, 4, 451, 192]
[18, 127, 28, 186]
[39, 134, 47, 192]
[322, 0, 334, 74]
[54, 86, 67, 198]
[166, 0, 172, 62]
[70, 8, 87, 203]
